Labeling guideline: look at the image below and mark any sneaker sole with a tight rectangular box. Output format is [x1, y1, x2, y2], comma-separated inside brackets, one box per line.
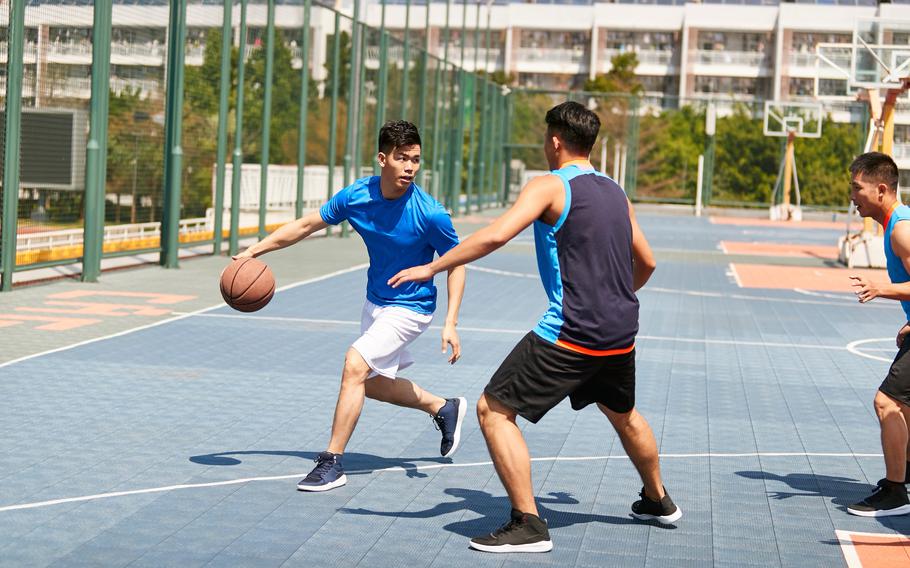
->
[631, 506, 683, 525]
[297, 474, 348, 492]
[442, 396, 468, 458]
[469, 540, 553, 553]
[847, 503, 910, 517]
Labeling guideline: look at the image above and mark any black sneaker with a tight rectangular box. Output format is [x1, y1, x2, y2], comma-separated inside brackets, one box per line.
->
[297, 451, 347, 492]
[631, 487, 683, 524]
[848, 479, 910, 517]
[433, 397, 467, 458]
[469, 509, 553, 553]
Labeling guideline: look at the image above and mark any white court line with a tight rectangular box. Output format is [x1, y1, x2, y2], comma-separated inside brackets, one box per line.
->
[470, 264, 888, 309]
[0, 451, 885, 514]
[0, 264, 369, 370]
[793, 288, 856, 302]
[172, 313, 858, 352]
[835, 529, 910, 568]
[846, 338, 896, 363]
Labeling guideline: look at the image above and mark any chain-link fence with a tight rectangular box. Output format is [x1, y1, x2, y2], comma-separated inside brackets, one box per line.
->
[0, 0, 511, 290]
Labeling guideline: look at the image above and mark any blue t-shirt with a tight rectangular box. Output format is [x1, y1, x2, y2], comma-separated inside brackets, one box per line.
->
[320, 176, 459, 314]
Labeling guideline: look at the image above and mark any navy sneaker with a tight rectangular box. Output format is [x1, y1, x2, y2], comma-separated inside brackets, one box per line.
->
[297, 451, 347, 492]
[847, 479, 910, 517]
[631, 486, 683, 525]
[469, 509, 553, 553]
[433, 397, 467, 458]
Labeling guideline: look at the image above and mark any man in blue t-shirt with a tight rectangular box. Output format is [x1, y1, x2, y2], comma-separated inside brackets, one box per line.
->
[235, 121, 468, 492]
[847, 152, 910, 517]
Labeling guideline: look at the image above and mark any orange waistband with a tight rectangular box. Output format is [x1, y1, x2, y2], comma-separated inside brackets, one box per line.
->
[554, 339, 635, 357]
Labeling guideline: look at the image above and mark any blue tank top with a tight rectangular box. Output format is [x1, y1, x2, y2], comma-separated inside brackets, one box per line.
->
[884, 203, 910, 322]
[532, 163, 639, 355]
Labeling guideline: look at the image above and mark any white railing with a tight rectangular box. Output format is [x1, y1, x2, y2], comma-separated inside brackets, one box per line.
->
[789, 51, 850, 69]
[16, 218, 209, 253]
[110, 77, 162, 96]
[892, 143, 910, 160]
[515, 47, 587, 64]
[602, 48, 674, 66]
[694, 50, 768, 67]
[111, 42, 166, 59]
[46, 41, 92, 57]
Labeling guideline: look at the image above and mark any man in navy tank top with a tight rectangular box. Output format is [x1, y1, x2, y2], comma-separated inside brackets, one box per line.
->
[847, 152, 910, 517]
[389, 101, 682, 552]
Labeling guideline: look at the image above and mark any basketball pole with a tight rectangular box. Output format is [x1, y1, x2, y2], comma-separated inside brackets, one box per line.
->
[782, 131, 795, 219]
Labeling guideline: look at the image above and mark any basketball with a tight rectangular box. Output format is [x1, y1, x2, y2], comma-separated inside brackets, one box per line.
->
[220, 257, 275, 312]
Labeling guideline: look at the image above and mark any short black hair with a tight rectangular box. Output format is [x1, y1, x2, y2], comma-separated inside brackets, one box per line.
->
[545, 101, 600, 155]
[378, 120, 421, 154]
[850, 152, 899, 192]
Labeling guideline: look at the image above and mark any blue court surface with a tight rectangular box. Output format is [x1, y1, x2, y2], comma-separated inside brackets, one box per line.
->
[2, 209, 910, 567]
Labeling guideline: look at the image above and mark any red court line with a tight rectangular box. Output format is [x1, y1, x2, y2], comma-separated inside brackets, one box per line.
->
[721, 241, 839, 260]
[731, 263, 885, 293]
[710, 216, 856, 230]
[837, 530, 910, 568]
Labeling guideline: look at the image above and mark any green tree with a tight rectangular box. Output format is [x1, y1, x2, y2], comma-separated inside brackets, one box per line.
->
[584, 52, 643, 95]
[325, 30, 352, 100]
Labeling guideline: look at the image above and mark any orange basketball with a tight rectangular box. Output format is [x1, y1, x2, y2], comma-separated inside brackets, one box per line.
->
[220, 257, 275, 312]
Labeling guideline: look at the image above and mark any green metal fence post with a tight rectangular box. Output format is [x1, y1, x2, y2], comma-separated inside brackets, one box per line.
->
[0, 0, 28, 290]
[416, 2, 431, 187]
[325, 11, 342, 237]
[465, 0, 480, 212]
[623, 94, 639, 200]
[213, 0, 233, 254]
[502, 91, 512, 204]
[295, 0, 312, 219]
[354, 21, 367, 185]
[343, 2, 362, 239]
[160, 0, 188, 269]
[258, 0, 276, 240]
[488, 85, 499, 203]
[75, 0, 112, 284]
[401, 0, 411, 118]
[229, 0, 249, 256]
[374, 0, 388, 177]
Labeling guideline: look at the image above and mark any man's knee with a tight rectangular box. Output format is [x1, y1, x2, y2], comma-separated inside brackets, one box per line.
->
[600, 403, 638, 432]
[875, 390, 905, 421]
[476, 393, 515, 430]
[342, 348, 372, 384]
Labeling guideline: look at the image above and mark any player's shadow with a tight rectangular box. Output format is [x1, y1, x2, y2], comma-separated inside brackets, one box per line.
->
[736, 470, 870, 507]
[340, 488, 675, 535]
[189, 450, 448, 479]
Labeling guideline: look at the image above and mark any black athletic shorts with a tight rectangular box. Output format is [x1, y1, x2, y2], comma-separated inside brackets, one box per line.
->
[881, 339, 910, 406]
[484, 332, 636, 424]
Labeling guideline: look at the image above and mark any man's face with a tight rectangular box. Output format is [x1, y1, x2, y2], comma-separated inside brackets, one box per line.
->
[379, 144, 421, 191]
[850, 173, 884, 218]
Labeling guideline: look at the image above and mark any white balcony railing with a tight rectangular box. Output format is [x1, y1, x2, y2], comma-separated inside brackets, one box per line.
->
[789, 51, 851, 69]
[694, 50, 768, 67]
[602, 48, 674, 66]
[516, 47, 587, 64]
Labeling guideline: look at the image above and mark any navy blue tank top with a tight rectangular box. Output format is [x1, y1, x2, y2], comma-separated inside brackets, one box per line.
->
[532, 163, 639, 355]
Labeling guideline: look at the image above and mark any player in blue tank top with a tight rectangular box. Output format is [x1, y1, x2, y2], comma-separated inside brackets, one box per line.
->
[846, 152, 910, 517]
[390, 102, 681, 552]
[235, 121, 469, 492]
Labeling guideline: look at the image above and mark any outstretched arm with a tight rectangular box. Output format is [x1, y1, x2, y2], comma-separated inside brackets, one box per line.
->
[851, 221, 910, 303]
[388, 175, 562, 287]
[234, 210, 329, 259]
[629, 200, 656, 291]
[441, 265, 466, 364]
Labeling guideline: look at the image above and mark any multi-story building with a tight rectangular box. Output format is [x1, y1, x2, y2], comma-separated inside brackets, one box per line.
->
[12, 1, 908, 102]
[10, 1, 910, 156]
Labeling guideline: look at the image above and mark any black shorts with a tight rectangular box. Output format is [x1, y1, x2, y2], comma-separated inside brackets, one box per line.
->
[484, 332, 636, 424]
[881, 340, 910, 406]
